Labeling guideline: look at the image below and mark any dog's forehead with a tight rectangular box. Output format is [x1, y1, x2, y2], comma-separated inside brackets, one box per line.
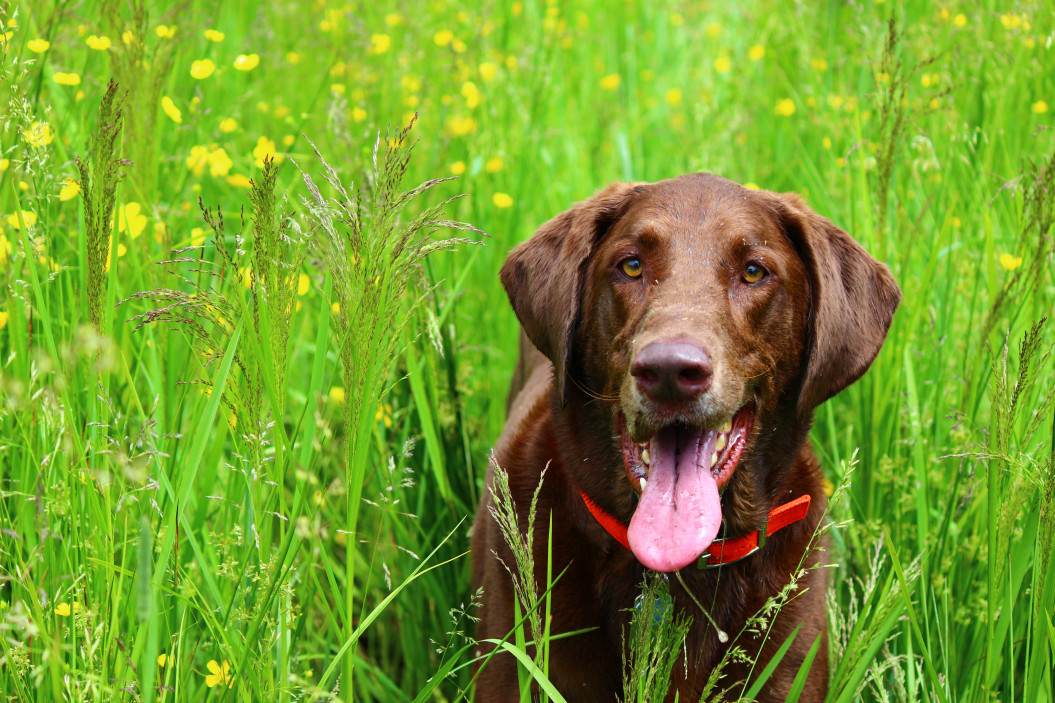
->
[619, 174, 781, 246]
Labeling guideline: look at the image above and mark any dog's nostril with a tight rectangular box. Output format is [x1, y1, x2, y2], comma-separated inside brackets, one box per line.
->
[632, 341, 713, 401]
[680, 367, 705, 383]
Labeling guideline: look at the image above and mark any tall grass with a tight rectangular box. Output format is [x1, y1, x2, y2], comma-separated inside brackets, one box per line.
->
[0, 1, 1052, 701]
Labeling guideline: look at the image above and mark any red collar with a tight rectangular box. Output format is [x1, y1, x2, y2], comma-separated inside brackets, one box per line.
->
[578, 490, 812, 570]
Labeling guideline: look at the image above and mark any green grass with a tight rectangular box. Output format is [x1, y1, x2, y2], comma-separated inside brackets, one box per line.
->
[0, 0, 1053, 700]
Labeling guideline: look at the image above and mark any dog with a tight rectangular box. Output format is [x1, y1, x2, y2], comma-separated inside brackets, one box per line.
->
[472, 173, 900, 701]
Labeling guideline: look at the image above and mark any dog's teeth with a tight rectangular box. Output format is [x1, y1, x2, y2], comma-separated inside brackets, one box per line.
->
[715, 434, 726, 451]
[720, 418, 732, 432]
[641, 448, 651, 465]
[710, 452, 718, 468]
[639, 477, 647, 491]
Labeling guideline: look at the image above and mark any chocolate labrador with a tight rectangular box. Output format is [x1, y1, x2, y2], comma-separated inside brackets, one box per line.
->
[472, 173, 900, 701]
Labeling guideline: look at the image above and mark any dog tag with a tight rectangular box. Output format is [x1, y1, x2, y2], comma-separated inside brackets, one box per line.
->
[634, 574, 672, 626]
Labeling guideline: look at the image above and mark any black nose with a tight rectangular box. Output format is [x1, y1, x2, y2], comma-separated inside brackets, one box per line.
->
[631, 342, 713, 402]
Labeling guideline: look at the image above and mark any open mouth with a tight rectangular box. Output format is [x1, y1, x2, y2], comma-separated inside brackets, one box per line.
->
[619, 403, 756, 572]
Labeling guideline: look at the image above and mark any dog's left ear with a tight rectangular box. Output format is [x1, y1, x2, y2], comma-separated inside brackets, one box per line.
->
[500, 182, 643, 405]
[773, 192, 901, 418]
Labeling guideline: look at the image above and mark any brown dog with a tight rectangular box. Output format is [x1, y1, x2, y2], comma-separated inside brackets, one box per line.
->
[472, 173, 900, 701]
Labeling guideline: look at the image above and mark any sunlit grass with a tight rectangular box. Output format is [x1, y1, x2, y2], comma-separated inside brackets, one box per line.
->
[0, 1, 1053, 701]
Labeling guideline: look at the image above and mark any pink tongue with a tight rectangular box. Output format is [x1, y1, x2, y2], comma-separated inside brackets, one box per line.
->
[627, 427, 722, 572]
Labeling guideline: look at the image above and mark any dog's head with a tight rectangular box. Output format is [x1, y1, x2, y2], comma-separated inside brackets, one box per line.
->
[501, 173, 900, 572]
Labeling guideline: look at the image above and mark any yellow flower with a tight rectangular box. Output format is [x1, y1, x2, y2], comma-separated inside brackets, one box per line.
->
[599, 73, 621, 91]
[665, 88, 683, 106]
[119, 202, 147, 239]
[54, 72, 81, 86]
[227, 174, 252, 189]
[331, 83, 346, 95]
[485, 157, 503, 173]
[376, 403, 393, 428]
[157, 653, 167, 667]
[370, 33, 391, 54]
[705, 22, 721, 38]
[434, 29, 454, 46]
[122, 30, 136, 45]
[191, 227, 206, 246]
[1033, 100, 1049, 114]
[23, 121, 54, 148]
[329, 386, 345, 404]
[6, 211, 37, 229]
[161, 96, 182, 124]
[461, 81, 481, 109]
[28, 38, 50, 53]
[0, 235, 11, 264]
[493, 193, 513, 208]
[190, 59, 216, 80]
[203, 29, 225, 42]
[219, 117, 238, 133]
[748, 45, 765, 61]
[253, 136, 281, 168]
[385, 13, 403, 26]
[0, 310, 8, 330]
[352, 106, 367, 123]
[59, 178, 81, 201]
[479, 61, 497, 82]
[999, 253, 1023, 271]
[953, 13, 966, 27]
[286, 51, 301, 64]
[775, 98, 796, 116]
[450, 161, 466, 175]
[0, 159, 7, 171]
[233, 54, 259, 71]
[86, 34, 112, 50]
[155, 24, 176, 38]
[186, 145, 210, 175]
[446, 115, 477, 137]
[205, 660, 233, 689]
[282, 135, 294, 147]
[208, 148, 233, 177]
[811, 58, 829, 72]
[713, 56, 731, 74]
[822, 137, 832, 150]
[54, 603, 71, 617]
[297, 273, 310, 296]
[743, 182, 761, 191]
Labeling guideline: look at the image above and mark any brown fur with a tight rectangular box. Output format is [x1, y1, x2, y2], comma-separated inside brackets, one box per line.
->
[472, 173, 900, 702]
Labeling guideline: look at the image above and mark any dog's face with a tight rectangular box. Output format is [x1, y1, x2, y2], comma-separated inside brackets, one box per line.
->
[501, 173, 899, 572]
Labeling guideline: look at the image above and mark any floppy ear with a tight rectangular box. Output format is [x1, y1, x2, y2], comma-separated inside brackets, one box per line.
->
[500, 182, 643, 405]
[774, 193, 902, 418]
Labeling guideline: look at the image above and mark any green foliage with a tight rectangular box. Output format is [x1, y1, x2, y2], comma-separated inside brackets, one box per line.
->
[0, 1, 1053, 701]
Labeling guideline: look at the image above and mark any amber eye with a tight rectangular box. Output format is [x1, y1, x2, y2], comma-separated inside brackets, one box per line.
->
[742, 263, 767, 283]
[620, 257, 643, 278]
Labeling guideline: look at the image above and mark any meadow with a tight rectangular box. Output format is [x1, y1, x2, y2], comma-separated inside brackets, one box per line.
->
[0, 0, 1053, 700]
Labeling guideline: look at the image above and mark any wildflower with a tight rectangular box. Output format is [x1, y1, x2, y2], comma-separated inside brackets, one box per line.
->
[161, 96, 182, 123]
[822, 137, 832, 150]
[352, 106, 367, 123]
[119, 202, 147, 239]
[0, 311, 8, 330]
[461, 81, 481, 109]
[28, 38, 50, 53]
[665, 88, 682, 106]
[331, 83, 346, 94]
[217, 117, 237, 134]
[59, 178, 81, 201]
[1033, 100, 1049, 114]
[493, 193, 513, 208]
[286, 51, 301, 64]
[297, 273, 310, 295]
[54, 603, 71, 616]
[191, 227, 206, 246]
[205, 660, 234, 688]
[253, 137, 281, 168]
[6, 211, 37, 229]
[446, 115, 476, 136]
[186, 145, 210, 175]
[122, 30, 136, 45]
[376, 403, 393, 428]
[329, 387, 345, 404]
[811, 57, 828, 72]
[203, 29, 225, 42]
[450, 161, 466, 175]
[434, 29, 454, 46]
[953, 13, 966, 27]
[86, 34, 112, 50]
[208, 148, 233, 177]
[713, 56, 731, 74]
[999, 253, 1022, 271]
[743, 182, 760, 190]
[227, 174, 252, 189]
[0, 235, 11, 264]
[452, 39, 467, 53]
[190, 59, 216, 80]
[0, 159, 8, 171]
[386, 13, 403, 26]
[485, 157, 503, 173]
[23, 121, 54, 148]
[775, 98, 796, 116]
[282, 135, 294, 147]
[370, 33, 391, 54]
[748, 45, 765, 61]
[705, 22, 721, 38]
[599, 73, 621, 91]
[54, 72, 81, 86]
[233, 54, 259, 71]
[479, 61, 497, 82]
[155, 24, 176, 38]
[158, 653, 167, 667]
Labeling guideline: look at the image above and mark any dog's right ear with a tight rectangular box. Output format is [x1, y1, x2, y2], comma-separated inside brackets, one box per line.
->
[500, 182, 643, 405]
